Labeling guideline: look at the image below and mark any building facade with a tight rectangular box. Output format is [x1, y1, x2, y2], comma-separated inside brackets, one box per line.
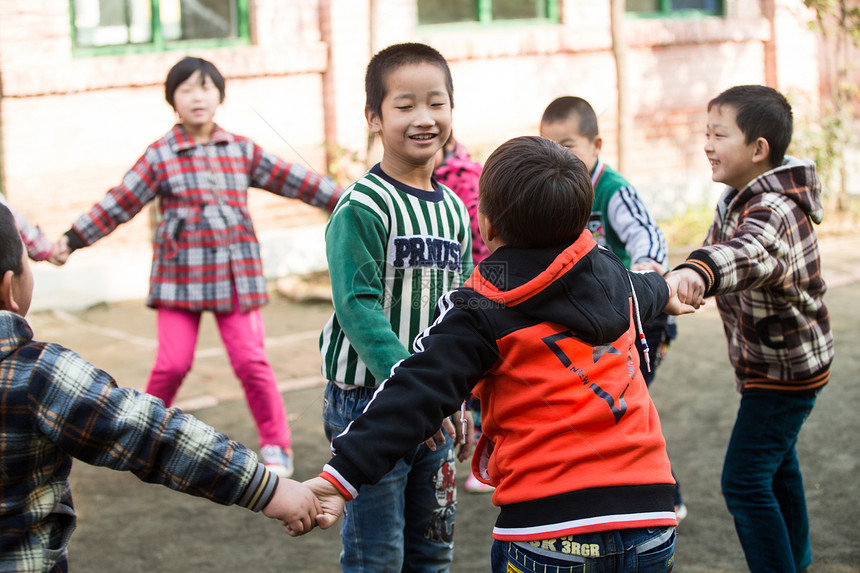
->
[0, 0, 825, 310]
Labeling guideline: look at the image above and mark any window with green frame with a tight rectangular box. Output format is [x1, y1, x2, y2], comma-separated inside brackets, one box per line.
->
[417, 0, 559, 26]
[71, 0, 249, 54]
[626, 0, 722, 16]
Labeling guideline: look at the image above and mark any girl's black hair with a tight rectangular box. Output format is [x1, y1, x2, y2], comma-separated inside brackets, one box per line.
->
[164, 57, 226, 110]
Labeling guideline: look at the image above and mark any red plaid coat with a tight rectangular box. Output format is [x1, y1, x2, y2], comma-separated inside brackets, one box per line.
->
[69, 124, 342, 312]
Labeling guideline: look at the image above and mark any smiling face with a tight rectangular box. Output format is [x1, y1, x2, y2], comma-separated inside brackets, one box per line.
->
[539, 116, 601, 174]
[366, 62, 452, 187]
[172, 69, 222, 138]
[705, 103, 769, 191]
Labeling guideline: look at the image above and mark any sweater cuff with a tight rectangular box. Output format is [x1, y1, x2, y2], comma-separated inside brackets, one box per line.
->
[674, 254, 717, 295]
[235, 463, 279, 512]
[64, 229, 86, 252]
[321, 466, 357, 501]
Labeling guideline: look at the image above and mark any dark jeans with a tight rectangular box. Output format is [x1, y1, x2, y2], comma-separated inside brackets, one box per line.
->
[491, 527, 676, 573]
[721, 390, 818, 573]
[323, 382, 456, 572]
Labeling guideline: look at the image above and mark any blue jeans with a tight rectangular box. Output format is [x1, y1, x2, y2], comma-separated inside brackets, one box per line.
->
[721, 390, 818, 573]
[491, 527, 676, 573]
[323, 381, 456, 573]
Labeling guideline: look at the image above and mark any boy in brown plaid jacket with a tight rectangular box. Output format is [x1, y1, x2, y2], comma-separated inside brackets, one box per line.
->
[670, 85, 834, 573]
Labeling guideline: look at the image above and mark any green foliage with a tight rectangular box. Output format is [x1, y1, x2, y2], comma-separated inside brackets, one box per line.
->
[796, 0, 860, 209]
[659, 206, 714, 249]
[787, 94, 853, 201]
[803, 0, 860, 45]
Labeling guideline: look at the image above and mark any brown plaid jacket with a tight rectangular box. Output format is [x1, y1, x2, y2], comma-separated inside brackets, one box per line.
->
[677, 157, 834, 392]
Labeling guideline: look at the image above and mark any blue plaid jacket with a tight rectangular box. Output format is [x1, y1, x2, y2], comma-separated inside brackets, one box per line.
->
[0, 311, 277, 572]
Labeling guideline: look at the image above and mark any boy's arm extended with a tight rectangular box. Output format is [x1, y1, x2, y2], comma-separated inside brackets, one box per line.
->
[25, 342, 279, 512]
[250, 142, 343, 213]
[321, 291, 497, 498]
[673, 195, 801, 298]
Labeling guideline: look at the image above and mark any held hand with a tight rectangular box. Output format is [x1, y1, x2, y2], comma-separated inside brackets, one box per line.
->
[48, 235, 71, 266]
[666, 268, 706, 309]
[261, 477, 322, 537]
[423, 417, 456, 451]
[452, 407, 476, 463]
[305, 476, 346, 530]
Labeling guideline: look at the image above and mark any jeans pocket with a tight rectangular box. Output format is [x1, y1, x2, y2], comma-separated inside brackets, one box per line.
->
[635, 528, 676, 572]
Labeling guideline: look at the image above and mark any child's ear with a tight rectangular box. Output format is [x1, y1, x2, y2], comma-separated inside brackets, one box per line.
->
[593, 135, 603, 154]
[0, 270, 19, 313]
[365, 107, 382, 134]
[752, 137, 771, 165]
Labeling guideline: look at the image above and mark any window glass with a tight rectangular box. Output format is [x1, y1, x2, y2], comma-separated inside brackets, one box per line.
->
[417, 0, 554, 25]
[72, 0, 242, 50]
[417, 0, 477, 25]
[626, 0, 721, 13]
[492, 0, 544, 20]
[74, 0, 152, 46]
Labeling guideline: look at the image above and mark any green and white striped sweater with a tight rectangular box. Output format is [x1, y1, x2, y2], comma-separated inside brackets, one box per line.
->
[320, 165, 474, 388]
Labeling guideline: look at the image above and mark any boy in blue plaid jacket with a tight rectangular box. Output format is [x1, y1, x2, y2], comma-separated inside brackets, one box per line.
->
[0, 203, 325, 572]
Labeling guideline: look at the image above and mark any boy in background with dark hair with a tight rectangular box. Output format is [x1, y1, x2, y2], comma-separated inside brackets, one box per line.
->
[671, 84, 834, 573]
[310, 136, 696, 573]
[318, 42, 474, 571]
[0, 203, 323, 572]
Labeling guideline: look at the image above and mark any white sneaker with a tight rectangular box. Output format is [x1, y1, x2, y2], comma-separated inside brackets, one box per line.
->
[675, 503, 688, 522]
[464, 474, 494, 493]
[260, 445, 294, 479]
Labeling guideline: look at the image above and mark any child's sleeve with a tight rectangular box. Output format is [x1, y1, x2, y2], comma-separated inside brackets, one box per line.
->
[628, 268, 673, 324]
[323, 291, 497, 495]
[66, 151, 160, 251]
[249, 143, 343, 213]
[28, 343, 274, 511]
[325, 202, 413, 381]
[674, 196, 795, 297]
[0, 195, 53, 261]
[607, 186, 668, 268]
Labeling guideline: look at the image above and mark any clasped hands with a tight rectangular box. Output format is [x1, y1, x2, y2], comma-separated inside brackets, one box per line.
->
[281, 411, 474, 537]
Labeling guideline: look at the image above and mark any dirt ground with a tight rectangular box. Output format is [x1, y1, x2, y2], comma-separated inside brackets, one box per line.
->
[23, 233, 860, 572]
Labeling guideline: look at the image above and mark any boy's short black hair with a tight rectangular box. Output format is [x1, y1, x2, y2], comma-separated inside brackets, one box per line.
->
[479, 136, 593, 249]
[365, 43, 454, 117]
[708, 85, 793, 167]
[164, 57, 226, 110]
[540, 96, 599, 141]
[0, 204, 24, 276]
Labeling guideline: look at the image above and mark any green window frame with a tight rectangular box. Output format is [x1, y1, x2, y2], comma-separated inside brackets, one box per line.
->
[626, 0, 722, 17]
[70, 0, 250, 57]
[417, 0, 559, 27]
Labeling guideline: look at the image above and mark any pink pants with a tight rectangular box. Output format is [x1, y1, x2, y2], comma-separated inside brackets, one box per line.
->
[145, 295, 291, 449]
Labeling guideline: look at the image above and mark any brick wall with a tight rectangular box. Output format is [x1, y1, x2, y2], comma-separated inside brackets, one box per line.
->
[0, 0, 827, 310]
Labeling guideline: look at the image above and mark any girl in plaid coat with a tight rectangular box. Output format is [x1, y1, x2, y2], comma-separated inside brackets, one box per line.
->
[54, 57, 342, 478]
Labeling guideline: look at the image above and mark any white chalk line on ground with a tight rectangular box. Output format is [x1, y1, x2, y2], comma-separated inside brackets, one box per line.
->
[48, 308, 326, 411]
[49, 308, 320, 356]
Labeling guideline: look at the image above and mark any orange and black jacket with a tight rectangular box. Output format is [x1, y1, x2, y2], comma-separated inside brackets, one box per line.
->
[322, 230, 678, 541]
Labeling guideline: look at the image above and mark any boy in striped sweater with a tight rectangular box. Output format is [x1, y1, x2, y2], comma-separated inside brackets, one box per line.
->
[318, 43, 474, 571]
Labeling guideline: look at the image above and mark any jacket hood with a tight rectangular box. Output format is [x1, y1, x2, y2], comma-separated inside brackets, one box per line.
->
[739, 156, 825, 224]
[465, 230, 635, 345]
